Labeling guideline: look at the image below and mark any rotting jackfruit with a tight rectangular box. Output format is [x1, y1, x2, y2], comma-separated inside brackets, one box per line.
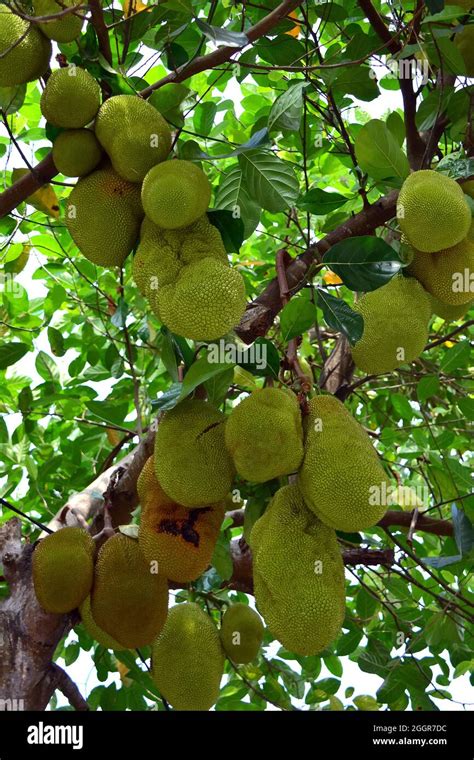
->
[141, 160, 212, 229]
[95, 95, 172, 183]
[250, 484, 345, 656]
[32, 527, 95, 614]
[151, 602, 225, 711]
[66, 166, 143, 266]
[407, 238, 474, 306]
[33, 0, 83, 42]
[0, 6, 51, 86]
[299, 394, 390, 533]
[52, 129, 102, 177]
[154, 399, 235, 508]
[351, 274, 431, 374]
[91, 533, 168, 649]
[137, 457, 225, 583]
[224, 387, 304, 483]
[79, 596, 126, 651]
[40, 66, 101, 128]
[396, 170, 471, 253]
[220, 603, 264, 664]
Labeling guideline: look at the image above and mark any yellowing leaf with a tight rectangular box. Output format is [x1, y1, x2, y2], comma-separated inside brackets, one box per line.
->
[115, 660, 132, 686]
[323, 270, 343, 285]
[122, 0, 148, 17]
[12, 168, 60, 218]
[286, 10, 300, 37]
[106, 427, 121, 446]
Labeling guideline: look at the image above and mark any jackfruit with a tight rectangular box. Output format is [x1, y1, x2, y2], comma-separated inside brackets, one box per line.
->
[156, 257, 247, 341]
[430, 295, 473, 321]
[91, 533, 168, 649]
[66, 166, 143, 266]
[224, 388, 304, 483]
[137, 457, 225, 582]
[79, 596, 126, 651]
[141, 160, 212, 229]
[33, 0, 83, 42]
[351, 275, 431, 373]
[220, 603, 264, 664]
[299, 395, 390, 532]
[33, 527, 95, 614]
[0, 6, 51, 86]
[151, 603, 225, 710]
[250, 484, 345, 656]
[154, 399, 235, 507]
[455, 25, 474, 78]
[397, 170, 471, 252]
[52, 129, 102, 177]
[95, 95, 172, 182]
[40, 66, 101, 128]
[408, 238, 474, 305]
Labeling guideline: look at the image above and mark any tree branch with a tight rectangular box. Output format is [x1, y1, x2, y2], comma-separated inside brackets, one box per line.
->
[89, 0, 112, 65]
[48, 664, 89, 711]
[0, 153, 57, 218]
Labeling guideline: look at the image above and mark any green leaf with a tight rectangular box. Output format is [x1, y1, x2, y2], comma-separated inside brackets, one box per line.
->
[297, 188, 350, 215]
[151, 383, 182, 411]
[356, 588, 380, 619]
[211, 533, 233, 581]
[0, 84, 26, 115]
[85, 400, 129, 426]
[317, 289, 363, 347]
[268, 81, 308, 133]
[279, 295, 317, 341]
[178, 355, 233, 402]
[332, 66, 379, 102]
[376, 672, 406, 704]
[452, 505, 474, 557]
[236, 338, 280, 379]
[239, 150, 299, 213]
[207, 209, 244, 252]
[335, 627, 363, 656]
[196, 19, 248, 47]
[354, 119, 410, 180]
[440, 340, 470, 372]
[323, 237, 402, 291]
[417, 375, 440, 403]
[353, 695, 379, 711]
[243, 497, 267, 543]
[313, 2, 347, 21]
[0, 342, 29, 370]
[47, 327, 65, 357]
[35, 351, 59, 382]
[194, 101, 217, 137]
[110, 297, 128, 329]
[214, 165, 261, 238]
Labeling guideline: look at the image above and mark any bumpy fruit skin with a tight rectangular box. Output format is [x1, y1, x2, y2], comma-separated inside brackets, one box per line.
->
[66, 166, 143, 266]
[141, 160, 211, 229]
[151, 603, 225, 711]
[79, 596, 126, 651]
[53, 129, 102, 177]
[33, 527, 95, 614]
[299, 395, 390, 532]
[137, 457, 225, 583]
[224, 388, 304, 483]
[95, 95, 171, 182]
[430, 295, 473, 321]
[250, 485, 345, 656]
[408, 239, 474, 306]
[351, 275, 431, 373]
[33, 0, 83, 42]
[0, 6, 51, 86]
[156, 257, 247, 341]
[41, 67, 101, 128]
[397, 170, 471, 252]
[455, 25, 474, 78]
[220, 603, 264, 664]
[154, 399, 235, 507]
[91, 534, 168, 649]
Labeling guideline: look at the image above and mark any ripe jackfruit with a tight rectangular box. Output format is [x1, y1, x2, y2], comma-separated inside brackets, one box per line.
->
[430, 295, 472, 321]
[224, 388, 304, 483]
[151, 603, 225, 711]
[137, 457, 225, 583]
[0, 6, 51, 86]
[351, 275, 431, 373]
[455, 25, 474, 78]
[33, 0, 83, 42]
[397, 170, 471, 252]
[33, 527, 94, 614]
[66, 166, 143, 266]
[40, 67, 101, 128]
[408, 238, 474, 305]
[91, 533, 168, 649]
[95, 95, 172, 182]
[156, 257, 247, 341]
[141, 160, 211, 229]
[250, 484, 345, 656]
[79, 596, 126, 651]
[220, 603, 264, 664]
[154, 399, 235, 507]
[52, 129, 102, 177]
[299, 395, 390, 532]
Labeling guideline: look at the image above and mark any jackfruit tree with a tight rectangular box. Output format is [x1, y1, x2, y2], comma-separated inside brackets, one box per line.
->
[0, 0, 472, 724]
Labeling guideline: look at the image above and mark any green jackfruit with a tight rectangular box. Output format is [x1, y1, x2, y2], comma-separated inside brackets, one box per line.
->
[408, 238, 474, 305]
[156, 257, 247, 341]
[154, 399, 235, 508]
[430, 295, 473, 321]
[91, 533, 168, 649]
[224, 388, 304, 483]
[95, 95, 172, 182]
[151, 603, 225, 711]
[0, 6, 51, 86]
[137, 457, 225, 583]
[33, 0, 83, 42]
[250, 484, 345, 656]
[79, 596, 126, 651]
[299, 395, 390, 532]
[40, 66, 101, 128]
[52, 129, 102, 177]
[220, 603, 264, 664]
[455, 25, 474, 77]
[351, 275, 431, 373]
[33, 527, 95, 614]
[66, 166, 143, 266]
[141, 160, 211, 229]
[397, 170, 471, 252]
